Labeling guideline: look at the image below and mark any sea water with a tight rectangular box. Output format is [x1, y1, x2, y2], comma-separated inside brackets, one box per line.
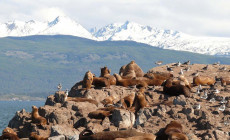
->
[0, 100, 44, 133]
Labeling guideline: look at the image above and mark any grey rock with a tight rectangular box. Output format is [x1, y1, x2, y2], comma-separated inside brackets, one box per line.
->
[48, 135, 65, 140]
[50, 125, 80, 137]
[173, 95, 187, 106]
[111, 109, 135, 129]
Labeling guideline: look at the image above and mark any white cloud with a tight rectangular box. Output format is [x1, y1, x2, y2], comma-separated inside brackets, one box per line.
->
[0, 0, 229, 37]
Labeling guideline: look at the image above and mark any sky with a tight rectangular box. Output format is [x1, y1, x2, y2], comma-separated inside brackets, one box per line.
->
[0, 0, 230, 37]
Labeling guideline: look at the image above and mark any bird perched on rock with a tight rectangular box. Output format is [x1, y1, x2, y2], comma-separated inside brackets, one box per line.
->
[193, 103, 200, 110]
[174, 62, 181, 67]
[203, 65, 209, 70]
[184, 67, 190, 71]
[213, 61, 220, 65]
[219, 66, 227, 71]
[183, 60, 190, 65]
[200, 90, 208, 99]
[57, 83, 62, 91]
[220, 97, 227, 104]
[166, 66, 173, 72]
[213, 89, 220, 94]
[155, 61, 163, 65]
[179, 69, 183, 75]
[65, 89, 69, 96]
[219, 104, 225, 111]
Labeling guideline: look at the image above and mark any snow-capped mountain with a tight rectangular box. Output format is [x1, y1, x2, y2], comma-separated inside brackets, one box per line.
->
[0, 16, 94, 39]
[0, 17, 230, 56]
[92, 21, 230, 56]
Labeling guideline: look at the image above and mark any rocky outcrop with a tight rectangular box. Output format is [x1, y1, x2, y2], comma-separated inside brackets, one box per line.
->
[5, 63, 230, 140]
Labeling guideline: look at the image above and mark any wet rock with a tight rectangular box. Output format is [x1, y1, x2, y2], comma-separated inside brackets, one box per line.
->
[111, 109, 135, 129]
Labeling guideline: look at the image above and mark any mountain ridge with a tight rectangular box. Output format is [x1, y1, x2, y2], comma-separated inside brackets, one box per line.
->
[0, 16, 230, 56]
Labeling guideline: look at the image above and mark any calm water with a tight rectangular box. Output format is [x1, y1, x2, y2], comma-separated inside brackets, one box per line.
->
[0, 100, 44, 133]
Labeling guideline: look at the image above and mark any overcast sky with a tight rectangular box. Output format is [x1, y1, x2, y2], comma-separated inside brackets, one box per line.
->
[0, 0, 230, 37]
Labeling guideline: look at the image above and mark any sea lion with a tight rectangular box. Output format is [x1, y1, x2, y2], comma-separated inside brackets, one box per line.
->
[114, 73, 147, 88]
[30, 132, 48, 140]
[79, 129, 153, 140]
[100, 66, 117, 85]
[144, 72, 173, 80]
[88, 110, 111, 120]
[193, 76, 215, 86]
[0, 127, 19, 140]
[178, 75, 191, 89]
[93, 77, 110, 88]
[31, 106, 47, 126]
[220, 77, 230, 86]
[156, 121, 188, 140]
[134, 88, 149, 112]
[123, 61, 144, 77]
[162, 79, 190, 97]
[115, 134, 156, 140]
[101, 95, 117, 106]
[121, 92, 136, 108]
[83, 71, 94, 90]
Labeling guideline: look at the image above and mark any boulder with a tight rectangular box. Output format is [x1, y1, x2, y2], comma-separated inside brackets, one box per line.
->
[50, 125, 80, 137]
[48, 135, 65, 140]
[111, 109, 135, 129]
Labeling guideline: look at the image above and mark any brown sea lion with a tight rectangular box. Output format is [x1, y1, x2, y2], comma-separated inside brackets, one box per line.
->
[134, 88, 149, 112]
[79, 129, 153, 140]
[115, 134, 156, 140]
[162, 79, 190, 97]
[220, 77, 230, 86]
[123, 61, 144, 77]
[101, 95, 117, 106]
[88, 110, 111, 120]
[144, 72, 173, 80]
[114, 73, 147, 88]
[121, 92, 136, 108]
[0, 127, 19, 140]
[100, 66, 117, 85]
[156, 121, 188, 140]
[83, 71, 94, 90]
[178, 75, 191, 89]
[31, 106, 47, 126]
[93, 77, 110, 88]
[193, 76, 215, 86]
[30, 132, 48, 140]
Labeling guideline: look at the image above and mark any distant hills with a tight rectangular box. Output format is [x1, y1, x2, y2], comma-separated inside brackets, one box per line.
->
[0, 35, 230, 98]
[0, 16, 230, 56]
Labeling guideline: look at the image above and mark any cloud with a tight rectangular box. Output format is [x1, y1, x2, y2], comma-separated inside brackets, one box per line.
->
[0, 0, 229, 37]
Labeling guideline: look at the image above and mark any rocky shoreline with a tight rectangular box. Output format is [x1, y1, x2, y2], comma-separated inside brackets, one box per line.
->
[3, 63, 230, 140]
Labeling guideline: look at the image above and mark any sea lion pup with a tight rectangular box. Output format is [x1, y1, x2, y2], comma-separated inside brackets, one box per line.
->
[193, 76, 215, 86]
[114, 73, 147, 88]
[178, 75, 191, 89]
[66, 97, 98, 106]
[101, 95, 117, 106]
[0, 127, 19, 140]
[83, 71, 94, 90]
[121, 92, 136, 108]
[115, 134, 156, 140]
[122, 61, 145, 78]
[79, 129, 152, 140]
[100, 66, 117, 85]
[93, 76, 110, 88]
[31, 106, 47, 126]
[30, 132, 48, 140]
[162, 79, 190, 97]
[156, 121, 188, 140]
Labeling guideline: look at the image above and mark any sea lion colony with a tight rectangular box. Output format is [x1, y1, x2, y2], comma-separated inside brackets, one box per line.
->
[2, 60, 230, 139]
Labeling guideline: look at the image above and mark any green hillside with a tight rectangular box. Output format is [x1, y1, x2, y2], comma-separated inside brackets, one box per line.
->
[0, 35, 229, 98]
